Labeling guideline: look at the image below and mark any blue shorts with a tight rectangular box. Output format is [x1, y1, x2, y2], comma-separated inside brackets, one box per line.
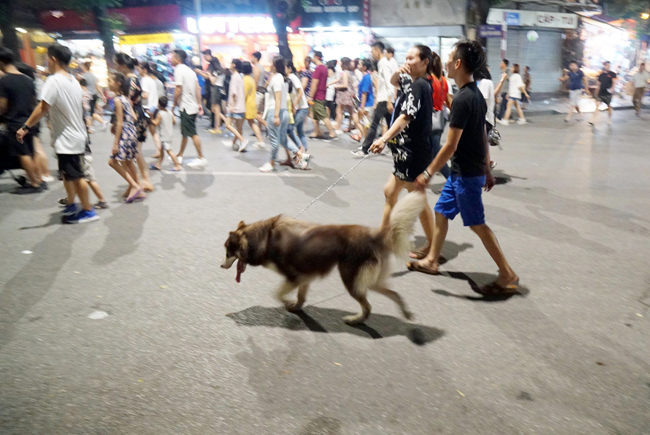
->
[434, 174, 486, 227]
[229, 112, 245, 120]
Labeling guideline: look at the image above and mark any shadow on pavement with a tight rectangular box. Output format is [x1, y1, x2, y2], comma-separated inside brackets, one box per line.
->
[281, 162, 350, 209]
[434, 270, 530, 301]
[226, 305, 445, 345]
[392, 240, 473, 278]
[0, 225, 88, 350]
[92, 202, 149, 265]
[298, 417, 342, 435]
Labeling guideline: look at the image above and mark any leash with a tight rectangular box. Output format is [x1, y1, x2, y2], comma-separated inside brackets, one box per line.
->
[293, 153, 371, 219]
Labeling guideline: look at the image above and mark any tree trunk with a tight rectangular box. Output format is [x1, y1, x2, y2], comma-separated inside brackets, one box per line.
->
[0, 0, 20, 55]
[91, 6, 116, 71]
[272, 15, 293, 61]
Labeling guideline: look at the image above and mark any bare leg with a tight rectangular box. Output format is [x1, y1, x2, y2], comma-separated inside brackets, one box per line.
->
[469, 224, 518, 287]
[191, 135, 204, 159]
[177, 136, 188, 158]
[248, 119, 264, 143]
[369, 285, 412, 320]
[412, 212, 450, 273]
[88, 180, 106, 202]
[151, 131, 162, 159]
[503, 99, 514, 122]
[335, 105, 344, 130]
[405, 183, 434, 255]
[33, 137, 52, 179]
[381, 176, 404, 230]
[348, 107, 364, 137]
[19, 155, 42, 187]
[607, 105, 613, 124]
[109, 158, 140, 194]
[64, 180, 76, 206]
[515, 101, 526, 121]
[565, 105, 574, 122]
[212, 104, 222, 129]
[92, 113, 104, 125]
[235, 118, 245, 143]
[136, 143, 153, 192]
[72, 179, 92, 211]
[322, 117, 336, 138]
[165, 149, 182, 170]
[224, 117, 244, 144]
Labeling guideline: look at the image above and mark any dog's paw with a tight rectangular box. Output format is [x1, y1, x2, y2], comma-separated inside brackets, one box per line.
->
[343, 314, 367, 326]
[284, 301, 304, 313]
[403, 310, 414, 321]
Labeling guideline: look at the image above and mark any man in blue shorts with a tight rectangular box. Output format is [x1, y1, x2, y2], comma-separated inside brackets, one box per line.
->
[409, 40, 519, 295]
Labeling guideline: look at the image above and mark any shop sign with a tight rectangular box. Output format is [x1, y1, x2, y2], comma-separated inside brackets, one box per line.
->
[119, 33, 174, 45]
[185, 15, 277, 35]
[479, 24, 503, 38]
[487, 9, 578, 29]
[300, 0, 365, 27]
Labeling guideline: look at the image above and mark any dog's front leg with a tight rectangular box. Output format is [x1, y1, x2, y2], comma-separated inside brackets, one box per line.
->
[276, 280, 299, 311]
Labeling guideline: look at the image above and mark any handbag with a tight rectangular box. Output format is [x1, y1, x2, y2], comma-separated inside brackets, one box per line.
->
[488, 127, 501, 146]
[431, 105, 449, 132]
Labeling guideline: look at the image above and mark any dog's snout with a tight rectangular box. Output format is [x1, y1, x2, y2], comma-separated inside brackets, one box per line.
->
[221, 256, 237, 269]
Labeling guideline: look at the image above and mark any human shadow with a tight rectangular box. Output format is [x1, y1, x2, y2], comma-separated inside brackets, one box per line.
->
[92, 202, 149, 265]
[18, 210, 65, 230]
[281, 162, 350, 209]
[491, 169, 527, 186]
[182, 172, 215, 199]
[0, 224, 88, 350]
[433, 270, 529, 301]
[226, 305, 445, 345]
[298, 417, 342, 435]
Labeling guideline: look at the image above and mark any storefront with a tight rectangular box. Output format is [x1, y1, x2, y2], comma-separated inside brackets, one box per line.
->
[486, 8, 579, 93]
[299, 0, 371, 61]
[183, 14, 308, 68]
[369, 0, 465, 63]
[579, 16, 633, 73]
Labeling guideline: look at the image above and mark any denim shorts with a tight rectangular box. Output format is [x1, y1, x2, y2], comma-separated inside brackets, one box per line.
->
[229, 112, 245, 120]
[434, 174, 486, 227]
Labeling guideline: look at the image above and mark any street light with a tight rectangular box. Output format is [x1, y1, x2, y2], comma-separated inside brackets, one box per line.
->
[641, 12, 649, 20]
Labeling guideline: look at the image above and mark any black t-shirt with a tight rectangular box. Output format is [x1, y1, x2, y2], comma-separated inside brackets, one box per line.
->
[391, 76, 433, 157]
[449, 81, 487, 177]
[0, 73, 36, 129]
[598, 71, 616, 95]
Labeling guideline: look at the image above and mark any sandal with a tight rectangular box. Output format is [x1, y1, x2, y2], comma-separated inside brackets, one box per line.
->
[280, 159, 295, 168]
[125, 188, 143, 203]
[475, 279, 520, 295]
[409, 247, 430, 260]
[406, 261, 441, 276]
[350, 134, 362, 142]
[95, 201, 109, 209]
[149, 164, 161, 170]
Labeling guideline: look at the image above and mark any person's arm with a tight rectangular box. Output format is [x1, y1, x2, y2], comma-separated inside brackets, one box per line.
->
[173, 84, 181, 109]
[381, 62, 394, 112]
[335, 72, 348, 90]
[445, 92, 453, 108]
[293, 81, 303, 114]
[172, 113, 176, 125]
[583, 76, 589, 94]
[414, 127, 463, 189]
[369, 114, 411, 153]
[253, 65, 261, 84]
[359, 92, 368, 117]
[309, 78, 319, 100]
[195, 68, 210, 79]
[482, 126, 495, 191]
[112, 98, 124, 156]
[16, 100, 51, 143]
[95, 82, 106, 102]
[274, 89, 281, 126]
[301, 75, 309, 92]
[151, 111, 162, 127]
[610, 75, 616, 94]
[494, 73, 507, 95]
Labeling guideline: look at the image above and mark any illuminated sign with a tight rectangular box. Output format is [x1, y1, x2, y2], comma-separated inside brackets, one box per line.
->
[119, 33, 174, 45]
[186, 16, 277, 35]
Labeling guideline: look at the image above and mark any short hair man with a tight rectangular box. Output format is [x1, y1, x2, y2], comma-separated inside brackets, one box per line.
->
[171, 49, 207, 167]
[17, 44, 99, 223]
[496, 58, 510, 120]
[590, 61, 617, 126]
[559, 60, 588, 122]
[308, 51, 337, 140]
[410, 40, 518, 295]
[0, 47, 43, 193]
[632, 62, 649, 116]
[385, 46, 399, 75]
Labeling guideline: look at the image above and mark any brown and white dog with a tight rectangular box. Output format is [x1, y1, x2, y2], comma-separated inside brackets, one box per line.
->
[221, 192, 426, 325]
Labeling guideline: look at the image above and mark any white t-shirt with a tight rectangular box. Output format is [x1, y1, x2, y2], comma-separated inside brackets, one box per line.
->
[477, 79, 496, 126]
[354, 69, 363, 86]
[508, 73, 524, 99]
[157, 109, 174, 143]
[388, 57, 399, 75]
[266, 73, 288, 112]
[288, 73, 308, 110]
[174, 64, 199, 115]
[40, 73, 87, 155]
[376, 57, 394, 102]
[633, 70, 650, 88]
[140, 75, 158, 110]
[326, 74, 336, 101]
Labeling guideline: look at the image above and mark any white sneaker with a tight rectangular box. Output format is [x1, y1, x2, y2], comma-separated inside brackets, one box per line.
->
[335, 129, 344, 135]
[254, 142, 266, 149]
[187, 157, 208, 168]
[238, 140, 249, 153]
[300, 154, 311, 170]
[259, 162, 276, 172]
[351, 150, 367, 157]
[101, 121, 109, 132]
[516, 118, 527, 125]
[223, 140, 235, 147]
[177, 156, 183, 165]
[497, 119, 510, 126]
[42, 175, 55, 183]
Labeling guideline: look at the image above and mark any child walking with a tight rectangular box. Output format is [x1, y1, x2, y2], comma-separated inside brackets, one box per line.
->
[149, 96, 182, 171]
[108, 72, 145, 203]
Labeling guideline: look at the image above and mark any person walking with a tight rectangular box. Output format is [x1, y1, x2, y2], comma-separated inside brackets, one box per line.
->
[368, 45, 435, 246]
[286, 61, 310, 155]
[223, 59, 249, 152]
[522, 66, 531, 109]
[259, 57, 306, 173]
[0, 47, 44, 193]
[354, 41, 394, 156]
[559, 61, 589, 122]
[308, 51, 337, 140]
[114, 53, 154, 190]
[352, 59, 374, 143]
[171, 49, 207, 168]
[107, 72, 145, 203]
[17, 44, 99, 224]
[197, 49, 224, 134]
[150, 96, 182, 172]
[333, 57, 364, 137]
[242, 61, 265, 149]
[632, 62, 649, 117]
[408, 40, 518, 295]
[80, 60, 104, 131]
[495, 59, 510, 120]
[498, 63, 528, 125]
[251, 51, 268, 130]
[589, 61, 617, 126]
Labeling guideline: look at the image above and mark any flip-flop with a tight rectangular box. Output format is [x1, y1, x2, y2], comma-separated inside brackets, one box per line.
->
[406, 261, 441, 276]
[350, 134, 362, 142]
[125, 188, 143, 203]
[475, 280, 520, 295]
[168, 168, 181, 172]
[149, 164, 161, 170]
[409, 248, 429, 260]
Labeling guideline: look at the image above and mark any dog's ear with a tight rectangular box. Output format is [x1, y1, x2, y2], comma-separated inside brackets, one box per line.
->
[237, 221, 246, 230]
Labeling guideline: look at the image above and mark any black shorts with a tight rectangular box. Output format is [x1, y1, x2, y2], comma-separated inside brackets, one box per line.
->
[2, 128, 34, 157]
[597, 93, 612, 106]
[57, 154, 85, 181]
[180, 111, 197, 137]
[389, 139, 434, 183]
[90, 94, 99, 117]
[210, 86, 222, 106]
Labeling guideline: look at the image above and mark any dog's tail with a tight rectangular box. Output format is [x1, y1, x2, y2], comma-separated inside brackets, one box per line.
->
[388, 191, 427, 260]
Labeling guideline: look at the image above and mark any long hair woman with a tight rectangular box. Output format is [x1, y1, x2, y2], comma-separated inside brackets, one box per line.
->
[333, 57, 364, 136]
[259, 57, 306, 172]
[369, 45, 436, 250]
[499, 63, 528, 125]
[242, 61, 265, 148]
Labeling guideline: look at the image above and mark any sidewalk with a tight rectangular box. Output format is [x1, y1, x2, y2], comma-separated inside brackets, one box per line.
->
[522, 93, 650, 117]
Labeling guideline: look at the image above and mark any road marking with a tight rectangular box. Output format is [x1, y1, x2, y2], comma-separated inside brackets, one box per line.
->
[163, 170, 324, 178]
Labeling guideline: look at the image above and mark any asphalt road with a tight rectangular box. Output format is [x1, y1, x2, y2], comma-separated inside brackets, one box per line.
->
[1, 112, 649, 435]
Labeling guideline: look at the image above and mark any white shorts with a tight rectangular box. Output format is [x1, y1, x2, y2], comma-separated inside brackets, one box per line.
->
[569, 89, 582, 107]
[161, 141, 172, 151]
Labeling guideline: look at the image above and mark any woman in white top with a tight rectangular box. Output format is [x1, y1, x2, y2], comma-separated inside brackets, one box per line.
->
[223, 59, 248, 150]
[499, 63, 529, 125]
[259, 57, 306, 172]
[475, 65, 496, 130]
